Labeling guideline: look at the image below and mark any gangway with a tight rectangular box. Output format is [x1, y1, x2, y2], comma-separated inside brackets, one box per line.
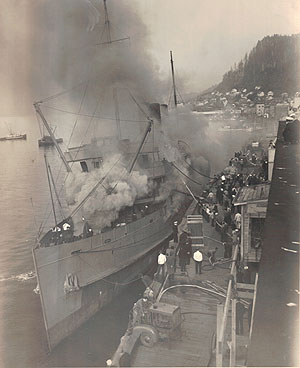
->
[187, 215, 204, 248]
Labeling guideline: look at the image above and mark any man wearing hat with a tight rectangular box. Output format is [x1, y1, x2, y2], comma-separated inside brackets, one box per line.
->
[157, 250, 167, 280]
[193, 248, 203, 274]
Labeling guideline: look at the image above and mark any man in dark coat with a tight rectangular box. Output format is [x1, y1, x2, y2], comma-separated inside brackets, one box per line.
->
[186, 234, 192, 265]
[224, 208, 232, 227]
[172, 221, 179, 243]
[178, 230, 188, 272]
[178, 229, 192, 271]
[178, 246, 188, 272]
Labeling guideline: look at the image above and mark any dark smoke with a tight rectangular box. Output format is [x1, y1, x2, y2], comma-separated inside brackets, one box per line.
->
[0, 0, 168, 115]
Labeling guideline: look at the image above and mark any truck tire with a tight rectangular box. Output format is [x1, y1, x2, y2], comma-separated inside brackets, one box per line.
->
[140, 331, 156, 348]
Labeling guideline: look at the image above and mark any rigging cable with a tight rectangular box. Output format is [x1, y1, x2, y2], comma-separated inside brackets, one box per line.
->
[59, 85, 110, 187]
[183, 159, 214, 179]
[38, 88, 153, 234]
[38, 82, 91, 234]
[126, 89, 152, 120]
[177, 89, 185, 105]
[37, 80, 88, 104]
[51, 81, 90, 189]
[41, 105, 148, 124]
[56, 90, 114, 216]
[48, 163, 64, 220]
[166, 161, 205, 186]
[35, 113, 43, 137]
[61, 125, 148, 220]
[66, 81, 90, 150]
[70, 155, 123, 218]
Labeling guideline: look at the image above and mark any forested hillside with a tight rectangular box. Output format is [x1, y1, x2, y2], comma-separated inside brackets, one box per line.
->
[217, 34, 300, 94]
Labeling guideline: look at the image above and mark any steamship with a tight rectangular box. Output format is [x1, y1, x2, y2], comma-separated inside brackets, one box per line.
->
[31, 0, 204, 351]
[33, 99, 193, 350]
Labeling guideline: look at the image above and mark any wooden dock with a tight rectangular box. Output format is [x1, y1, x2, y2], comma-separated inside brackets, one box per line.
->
[131, 287, 220, 367]
[130, 203, 249, 367]
[109, 202, 251, 367]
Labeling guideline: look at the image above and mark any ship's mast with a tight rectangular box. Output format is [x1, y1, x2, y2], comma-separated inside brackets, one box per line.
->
[103, 0, 111, 43]
[170, 50, 178, 107]
[34, 102, 72, 173]
[44, 154, 57, 226]
[128, 118, 153, 173]
[113, 88, 121, 140]
[98, 0, 130, 45]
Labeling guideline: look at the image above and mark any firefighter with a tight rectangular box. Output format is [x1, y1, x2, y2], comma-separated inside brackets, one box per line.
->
[157, 251, 167, 280]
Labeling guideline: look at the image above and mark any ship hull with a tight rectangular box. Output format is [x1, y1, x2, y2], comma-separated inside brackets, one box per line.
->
[33, 199, 191, 351]
[43, 238, 169, 350]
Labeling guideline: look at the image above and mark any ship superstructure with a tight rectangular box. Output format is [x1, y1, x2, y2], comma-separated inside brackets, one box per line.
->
[33, 95, 192, 350]
[32, 1, 202, 350]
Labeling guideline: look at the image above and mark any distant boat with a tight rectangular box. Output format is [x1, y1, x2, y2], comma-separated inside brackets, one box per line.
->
[38, 135, 63, 147]
[0, 133, 27, 141]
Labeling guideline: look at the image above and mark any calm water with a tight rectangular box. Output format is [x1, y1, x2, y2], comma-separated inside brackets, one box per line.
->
[0, 116, 145, 368]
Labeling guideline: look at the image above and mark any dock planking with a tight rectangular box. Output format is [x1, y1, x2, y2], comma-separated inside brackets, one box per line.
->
[118, 201, 249, 367]
[131, 203, 231, 367]
[131, 290, 219, 367]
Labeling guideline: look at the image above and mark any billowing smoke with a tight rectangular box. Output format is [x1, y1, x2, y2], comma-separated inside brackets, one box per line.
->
[66, 154, 149, 231]
[1, 0, 167, 114]
[27, 0, 245, 228]
[163, 105, 211, 162]
[161, 104, 250, 178]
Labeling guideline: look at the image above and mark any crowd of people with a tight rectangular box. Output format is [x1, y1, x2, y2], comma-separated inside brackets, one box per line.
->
[199, 144, 268, 244]
[155, 144, 270, 281]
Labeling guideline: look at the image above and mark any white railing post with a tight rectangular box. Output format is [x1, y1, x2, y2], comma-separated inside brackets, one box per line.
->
[249, 273, 259, 339]
[230, 298, 236, 367]
[216, 303, 224, 366]
[216, 244, 239, 366]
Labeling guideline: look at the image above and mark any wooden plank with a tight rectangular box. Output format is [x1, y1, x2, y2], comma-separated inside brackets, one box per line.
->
[230, 298, 236, 367]
[237, 291, 254, 299]
[237, 283, 255, 290]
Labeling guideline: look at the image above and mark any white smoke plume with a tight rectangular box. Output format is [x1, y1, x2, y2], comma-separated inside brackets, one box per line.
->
[65, 154, 149, 230]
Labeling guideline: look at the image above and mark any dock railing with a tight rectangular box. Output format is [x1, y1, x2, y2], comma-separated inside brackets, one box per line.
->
[216, 243, 258, 367]
[216, 244, 239, 367]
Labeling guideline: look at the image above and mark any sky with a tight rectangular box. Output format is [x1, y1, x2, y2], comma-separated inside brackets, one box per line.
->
[133, 0, 300, 90]
[1, 0, 300, 115]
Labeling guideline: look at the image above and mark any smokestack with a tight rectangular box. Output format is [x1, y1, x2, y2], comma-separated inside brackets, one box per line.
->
[149, 103, 161, 121]
[160, 104, 168, 122]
